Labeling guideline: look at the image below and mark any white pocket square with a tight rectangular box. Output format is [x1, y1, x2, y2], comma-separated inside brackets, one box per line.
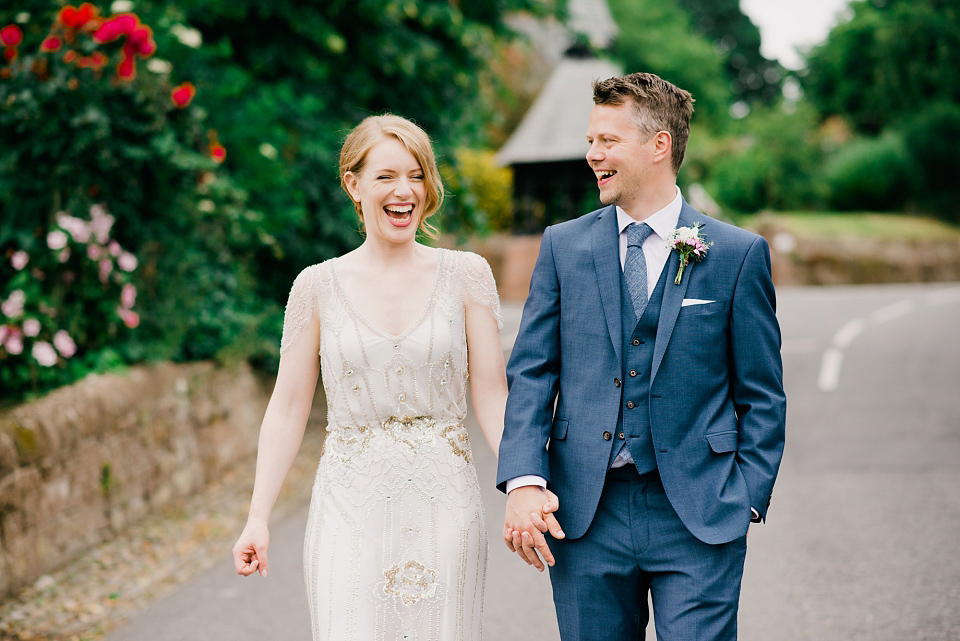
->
[681, 298, 715, 307]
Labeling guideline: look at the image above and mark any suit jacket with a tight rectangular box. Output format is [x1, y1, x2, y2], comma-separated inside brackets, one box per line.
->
[496, 200, 786, 545]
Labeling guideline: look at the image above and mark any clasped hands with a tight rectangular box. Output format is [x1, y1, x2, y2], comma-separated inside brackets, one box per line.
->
[503, 485, 565, 571]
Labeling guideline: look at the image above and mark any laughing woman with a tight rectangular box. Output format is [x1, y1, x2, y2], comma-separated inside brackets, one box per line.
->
[232, 114, 517, 640]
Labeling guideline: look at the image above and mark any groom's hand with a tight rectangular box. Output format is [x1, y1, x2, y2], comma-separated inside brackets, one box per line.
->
[503, 486, 565, 571]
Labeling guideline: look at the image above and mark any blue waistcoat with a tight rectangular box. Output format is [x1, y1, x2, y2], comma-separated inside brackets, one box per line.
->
[613, 263, 669, 473]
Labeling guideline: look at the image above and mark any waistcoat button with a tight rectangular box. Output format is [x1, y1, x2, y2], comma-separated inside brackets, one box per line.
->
[629, 369, 638, 377]
[614, 378, 621, 387]
[618, 432, 625, 439]
[602, 431, 612, 441]
[626, 401, 635, 409]
[631, 338, 640, 346]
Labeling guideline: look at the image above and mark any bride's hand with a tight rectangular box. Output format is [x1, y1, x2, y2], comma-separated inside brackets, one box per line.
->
[233, 521, 270, 577]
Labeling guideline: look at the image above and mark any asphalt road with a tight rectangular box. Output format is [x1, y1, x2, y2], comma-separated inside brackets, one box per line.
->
[107, 283, 960, 641]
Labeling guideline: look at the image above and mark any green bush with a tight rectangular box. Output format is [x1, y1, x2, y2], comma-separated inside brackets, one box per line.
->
[444, 150, 513, 234]
[707, 104, 825, 214]
[824, 131, 915, 211]
[0, 4, 271, 401]
[902, 102, 960, 222]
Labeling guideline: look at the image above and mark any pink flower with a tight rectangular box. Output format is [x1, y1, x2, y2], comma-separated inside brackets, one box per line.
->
[89, 204, 114, 243]
[47, 230, 69, 250]
[32, 341, 58, 367]
[121, 283, 137, 309]
[58, 248, 71, 263]
[53, 330, 77, 358]
[0, 325, 8, 344]
[99, 259, 113, 283]
[108, 240, 122, 257]
[10, 250, 28, 270]
[4, 329, 23, 355]
[56, 212, 92, 244]
[118, 307, 140, 329]
[22, 318, 41, 337]
[1, 289, 25, 318]
[118, 252, 138, 272]
[87, 244, 103, 260]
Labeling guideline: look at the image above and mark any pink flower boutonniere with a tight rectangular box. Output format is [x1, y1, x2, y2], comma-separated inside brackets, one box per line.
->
[665, 223, 713, 285]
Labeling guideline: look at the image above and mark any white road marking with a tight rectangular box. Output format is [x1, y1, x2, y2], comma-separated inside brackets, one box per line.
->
[870, 299, 916, 324]
[818, 348, 844, 392]
[818, 294, 933, 392]
[832, 319, 866, 349]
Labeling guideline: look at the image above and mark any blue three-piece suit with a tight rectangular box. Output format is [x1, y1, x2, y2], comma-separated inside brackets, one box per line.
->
[497, 199, 787, 640]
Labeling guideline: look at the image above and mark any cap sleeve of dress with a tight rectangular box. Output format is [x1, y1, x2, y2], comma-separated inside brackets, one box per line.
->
[280, 264, 323, 355]
[460, 251, 503, 332]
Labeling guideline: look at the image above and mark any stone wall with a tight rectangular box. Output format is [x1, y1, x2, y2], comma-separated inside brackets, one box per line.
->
[0, 362, 272, 598]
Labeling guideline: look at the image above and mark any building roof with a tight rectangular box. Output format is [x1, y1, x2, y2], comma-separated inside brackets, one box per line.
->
[568, 0, 619, 50]
[496, 56, 623, 166]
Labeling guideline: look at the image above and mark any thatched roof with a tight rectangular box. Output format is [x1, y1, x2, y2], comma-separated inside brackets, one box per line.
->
[495, 56, 623, 166]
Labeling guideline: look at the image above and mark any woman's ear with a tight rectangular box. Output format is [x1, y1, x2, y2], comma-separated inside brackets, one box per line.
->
[343, 171, 361, 202]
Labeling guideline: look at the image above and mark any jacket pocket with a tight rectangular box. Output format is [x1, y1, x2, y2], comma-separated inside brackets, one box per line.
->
[551, 418, 569, 440]
[706, 430, 738, 453]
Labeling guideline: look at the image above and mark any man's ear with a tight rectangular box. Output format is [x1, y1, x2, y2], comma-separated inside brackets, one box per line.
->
[653, 131, 672, 164]
[343, 171, 361, 202]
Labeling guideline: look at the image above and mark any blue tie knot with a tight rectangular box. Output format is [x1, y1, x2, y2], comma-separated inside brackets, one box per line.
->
[627, 222, 654, 248]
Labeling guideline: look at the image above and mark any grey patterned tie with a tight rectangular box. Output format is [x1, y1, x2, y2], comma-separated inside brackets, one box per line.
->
[624, 223, 654, 318]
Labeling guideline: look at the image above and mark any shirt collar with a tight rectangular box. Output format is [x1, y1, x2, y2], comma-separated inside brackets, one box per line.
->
[616, 186, 683, 240]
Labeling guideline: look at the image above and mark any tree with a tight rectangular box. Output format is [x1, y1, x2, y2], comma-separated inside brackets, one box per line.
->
[607, 0, 732, 128]
[676, 0, 783, 104]
[804, 0, 960, 134]
[149, 0, 561, 301]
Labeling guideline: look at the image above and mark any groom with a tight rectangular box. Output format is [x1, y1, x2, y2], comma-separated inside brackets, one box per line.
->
[497, 72, 786, 640]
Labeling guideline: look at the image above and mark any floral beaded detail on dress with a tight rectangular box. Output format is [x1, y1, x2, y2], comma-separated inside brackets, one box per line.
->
[280, 249, 500, 641]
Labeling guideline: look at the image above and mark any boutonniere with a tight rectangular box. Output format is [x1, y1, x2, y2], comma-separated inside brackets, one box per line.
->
[665, 223, 713, 285]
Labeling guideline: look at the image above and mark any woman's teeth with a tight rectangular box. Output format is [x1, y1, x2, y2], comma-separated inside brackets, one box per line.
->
[384, 205, 413, 224]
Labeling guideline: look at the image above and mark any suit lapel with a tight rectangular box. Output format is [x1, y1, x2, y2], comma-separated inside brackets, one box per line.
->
[651, 202, 706, 383]
[592, 206, 623, 369]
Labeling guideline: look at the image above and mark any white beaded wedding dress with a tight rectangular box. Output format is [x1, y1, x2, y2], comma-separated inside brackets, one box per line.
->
[280, 248, 502, 641]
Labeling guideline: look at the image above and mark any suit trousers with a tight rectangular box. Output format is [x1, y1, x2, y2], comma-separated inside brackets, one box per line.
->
[548, 466, 747, 641]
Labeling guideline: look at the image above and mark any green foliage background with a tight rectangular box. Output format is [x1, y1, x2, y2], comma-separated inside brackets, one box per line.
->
[0, 0, 560, 401]
[3, 0, 958, 401]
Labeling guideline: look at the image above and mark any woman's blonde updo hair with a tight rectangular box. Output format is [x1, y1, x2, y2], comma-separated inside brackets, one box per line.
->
[339, 114, 445, 239]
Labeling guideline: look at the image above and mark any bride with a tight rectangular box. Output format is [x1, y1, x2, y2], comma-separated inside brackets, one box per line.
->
[232, 114, 528, 640]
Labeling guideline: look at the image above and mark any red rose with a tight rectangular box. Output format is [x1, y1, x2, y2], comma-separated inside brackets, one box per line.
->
[0, 25, 22, 47]
[40, 36, 62, 52]
[112, 14, 139, 35]
[210, 142, 227, 164]
[116, 54, 136, 80]
[93, 13, 139, 43]
[93, 21, 119, 42]
[3, 48, 16, 62]
[63, 50, 78, 63]
[75, 3, 98, 28]
[59, 6, 80, 29]
[171, 82, 196, 108]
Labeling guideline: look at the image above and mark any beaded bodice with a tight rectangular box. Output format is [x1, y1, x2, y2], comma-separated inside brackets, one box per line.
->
[280, 248, 502, 432]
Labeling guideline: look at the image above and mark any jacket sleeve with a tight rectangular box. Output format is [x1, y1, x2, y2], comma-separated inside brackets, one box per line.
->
[496, 227, 562, 492]
[729, 236, 787, 520]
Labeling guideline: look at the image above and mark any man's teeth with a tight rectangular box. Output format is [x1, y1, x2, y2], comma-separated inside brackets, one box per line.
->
[595, 170, 616, 180]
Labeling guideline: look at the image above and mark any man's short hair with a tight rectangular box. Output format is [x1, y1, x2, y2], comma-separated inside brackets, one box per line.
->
[592, 72, 695, 173]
